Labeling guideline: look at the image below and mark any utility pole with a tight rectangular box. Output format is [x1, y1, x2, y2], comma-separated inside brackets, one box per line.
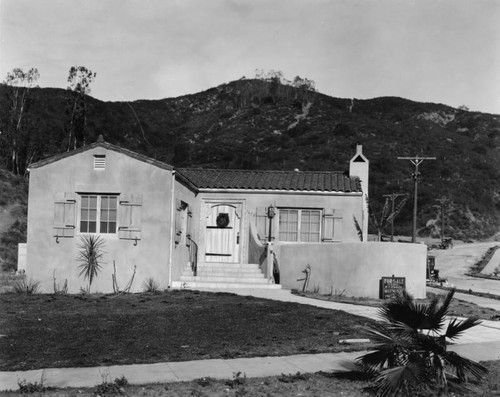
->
[382, 192, 407, 242]
[436, 197, 449, 242]
[397, 156, 436, 243]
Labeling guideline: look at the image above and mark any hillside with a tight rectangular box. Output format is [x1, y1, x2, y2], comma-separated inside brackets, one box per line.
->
[1, 79, 500, 269]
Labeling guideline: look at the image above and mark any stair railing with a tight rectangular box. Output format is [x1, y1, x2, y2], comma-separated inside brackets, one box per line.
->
[266, 241, 274, 283]
[187, 236, 198, 276]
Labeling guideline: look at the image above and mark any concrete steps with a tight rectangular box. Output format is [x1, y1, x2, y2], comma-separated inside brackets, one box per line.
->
[176, 262, 280, 290]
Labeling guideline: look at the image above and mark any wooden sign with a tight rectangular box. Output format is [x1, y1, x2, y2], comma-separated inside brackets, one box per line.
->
[380, 276, 406, 299]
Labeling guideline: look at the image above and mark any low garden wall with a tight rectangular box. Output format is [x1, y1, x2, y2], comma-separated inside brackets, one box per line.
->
[275, 242, 427, 299]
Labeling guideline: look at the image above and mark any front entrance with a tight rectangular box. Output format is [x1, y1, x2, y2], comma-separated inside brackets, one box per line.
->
[205, 203, 241, 263]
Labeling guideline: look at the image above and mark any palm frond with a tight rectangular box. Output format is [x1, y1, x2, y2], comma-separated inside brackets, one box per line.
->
[380, 197, 390, 225]
[442, 350, 488, 381]
[385, 196, 408, 225]
[353, 215, 363, 241]
[445, 317, 482, 341]
[374, 362, 425, 397]
[431, 288, 455, 320]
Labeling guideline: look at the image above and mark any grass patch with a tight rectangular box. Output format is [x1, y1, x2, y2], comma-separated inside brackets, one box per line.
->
[0, 290, 376, 371]
[466, 245, 500, 275]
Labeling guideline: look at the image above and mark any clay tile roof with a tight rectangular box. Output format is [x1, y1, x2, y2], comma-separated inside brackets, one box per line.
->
[177, 168, 361, 193]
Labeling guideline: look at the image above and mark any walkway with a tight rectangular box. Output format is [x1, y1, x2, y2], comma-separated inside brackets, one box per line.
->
[2, 288, 500, 391]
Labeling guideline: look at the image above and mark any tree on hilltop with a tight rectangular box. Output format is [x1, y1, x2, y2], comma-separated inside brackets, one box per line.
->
[65, 66, 96, 150]
[1, 67, 40, 174]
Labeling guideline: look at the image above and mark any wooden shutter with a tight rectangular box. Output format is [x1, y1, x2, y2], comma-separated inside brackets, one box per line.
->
[255, 207, 269, 242]
[186, 209, 193, 244]
[322, 209, 342, 242]
[118, 194, 142, 240]
[174, 199, 183, 244]
[53, 192, 76, 238]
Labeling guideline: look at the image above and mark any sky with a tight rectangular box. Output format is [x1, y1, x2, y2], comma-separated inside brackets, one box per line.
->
[1, 0, 499, 114]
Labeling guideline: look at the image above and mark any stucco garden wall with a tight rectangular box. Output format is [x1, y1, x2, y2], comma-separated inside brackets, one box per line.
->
[26, 147, 174, 294]
[276, 242, 427, 299]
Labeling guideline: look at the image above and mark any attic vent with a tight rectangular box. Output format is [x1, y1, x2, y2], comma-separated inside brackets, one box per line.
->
[93, 155, 106, 170]
[352, 155, 365, 163]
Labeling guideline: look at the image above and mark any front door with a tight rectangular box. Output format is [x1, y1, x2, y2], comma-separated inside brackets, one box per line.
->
[205, 203, 241, 263]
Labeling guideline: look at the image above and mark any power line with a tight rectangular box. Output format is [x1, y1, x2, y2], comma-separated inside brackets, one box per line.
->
[397, 156, 436, 243]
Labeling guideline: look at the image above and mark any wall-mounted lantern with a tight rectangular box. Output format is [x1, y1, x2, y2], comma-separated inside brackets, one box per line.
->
[267, 205, 276, 242]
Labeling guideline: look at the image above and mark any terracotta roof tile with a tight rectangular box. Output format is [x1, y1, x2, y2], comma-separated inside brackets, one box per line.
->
[177, 168, 362, 193]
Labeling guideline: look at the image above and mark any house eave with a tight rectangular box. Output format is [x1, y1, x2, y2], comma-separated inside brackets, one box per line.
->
[197, 188, 363, 196]
[29, 142, 174, 171]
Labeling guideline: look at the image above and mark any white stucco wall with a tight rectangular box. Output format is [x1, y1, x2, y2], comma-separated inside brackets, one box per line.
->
[26, 147, 174, 293]
[276, 242, 427, 299]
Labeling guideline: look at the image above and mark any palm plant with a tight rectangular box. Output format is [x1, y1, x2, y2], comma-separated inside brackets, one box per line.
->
[77, 235, 105, 288]
[369, 196, 408, 241]
[357, 289, 488, 396]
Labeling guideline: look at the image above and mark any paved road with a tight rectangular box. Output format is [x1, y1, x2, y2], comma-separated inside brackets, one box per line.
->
[430, 242, 500, 295]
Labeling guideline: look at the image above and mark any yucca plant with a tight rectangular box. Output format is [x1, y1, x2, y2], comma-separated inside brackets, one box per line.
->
[357, 289, 488, 396]
[77, 235, 105, 288]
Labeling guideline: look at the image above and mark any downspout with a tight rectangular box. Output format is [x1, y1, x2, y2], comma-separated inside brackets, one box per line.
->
[168, 170, 176, 287]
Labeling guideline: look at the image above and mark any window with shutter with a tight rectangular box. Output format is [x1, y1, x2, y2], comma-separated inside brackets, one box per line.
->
[79, 194, 118, 234]
[278, 208, 321, 243]
[54, 192, 76, 238]
[118, 194, 142, 240]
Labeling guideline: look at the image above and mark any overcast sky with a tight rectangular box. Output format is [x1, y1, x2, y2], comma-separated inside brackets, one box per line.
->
[1, 0, 499, 114]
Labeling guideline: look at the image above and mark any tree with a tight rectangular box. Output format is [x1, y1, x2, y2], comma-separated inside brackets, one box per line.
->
[369, 195, 408, 241]
[66, 66, 96, 150]
[1, 67, 39, 174]
[357, 289, 487, 396]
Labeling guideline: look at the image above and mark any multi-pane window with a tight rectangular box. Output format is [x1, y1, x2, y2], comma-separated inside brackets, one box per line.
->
[279, 209, 321, 242]
[80, 195, 117, 234]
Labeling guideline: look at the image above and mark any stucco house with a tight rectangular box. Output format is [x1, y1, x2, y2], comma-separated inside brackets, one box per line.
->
[25, 137, 426, 297]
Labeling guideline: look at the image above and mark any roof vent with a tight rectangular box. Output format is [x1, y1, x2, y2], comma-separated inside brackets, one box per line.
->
[94, 154, 106, 170]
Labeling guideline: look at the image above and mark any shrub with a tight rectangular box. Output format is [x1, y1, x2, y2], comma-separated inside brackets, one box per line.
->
[13, 278, 41, 294]
[77, 235, 105, 288]
[18, 379, 47, 393]
[142, 277, 161, 293]
[225, 371, 247, 388]
[357, 289, 488, 396]
[94, 375, 128, 396]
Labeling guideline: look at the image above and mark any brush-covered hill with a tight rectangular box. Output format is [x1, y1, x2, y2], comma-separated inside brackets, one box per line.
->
[1, 79, 500, 269]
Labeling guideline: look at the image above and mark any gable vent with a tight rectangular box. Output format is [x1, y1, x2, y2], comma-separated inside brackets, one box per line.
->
[93, 155, 106, 170]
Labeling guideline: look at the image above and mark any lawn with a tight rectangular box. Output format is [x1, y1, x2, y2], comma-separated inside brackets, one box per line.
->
[0, 290, 377, 371]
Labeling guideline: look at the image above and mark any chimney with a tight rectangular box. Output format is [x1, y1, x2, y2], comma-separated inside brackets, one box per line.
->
[349, 144, 369, 197]
[349, 145, 369, 242]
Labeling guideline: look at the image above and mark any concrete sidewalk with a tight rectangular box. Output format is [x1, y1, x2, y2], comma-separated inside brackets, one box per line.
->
[2, 287, 500, 391]
[0, 352, 360, 391]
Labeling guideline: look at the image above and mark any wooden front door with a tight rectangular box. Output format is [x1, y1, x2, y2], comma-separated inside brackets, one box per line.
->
[205, 203, 241, 263]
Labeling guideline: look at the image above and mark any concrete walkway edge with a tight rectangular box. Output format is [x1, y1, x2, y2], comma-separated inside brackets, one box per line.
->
[0, 352, 361, 391]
